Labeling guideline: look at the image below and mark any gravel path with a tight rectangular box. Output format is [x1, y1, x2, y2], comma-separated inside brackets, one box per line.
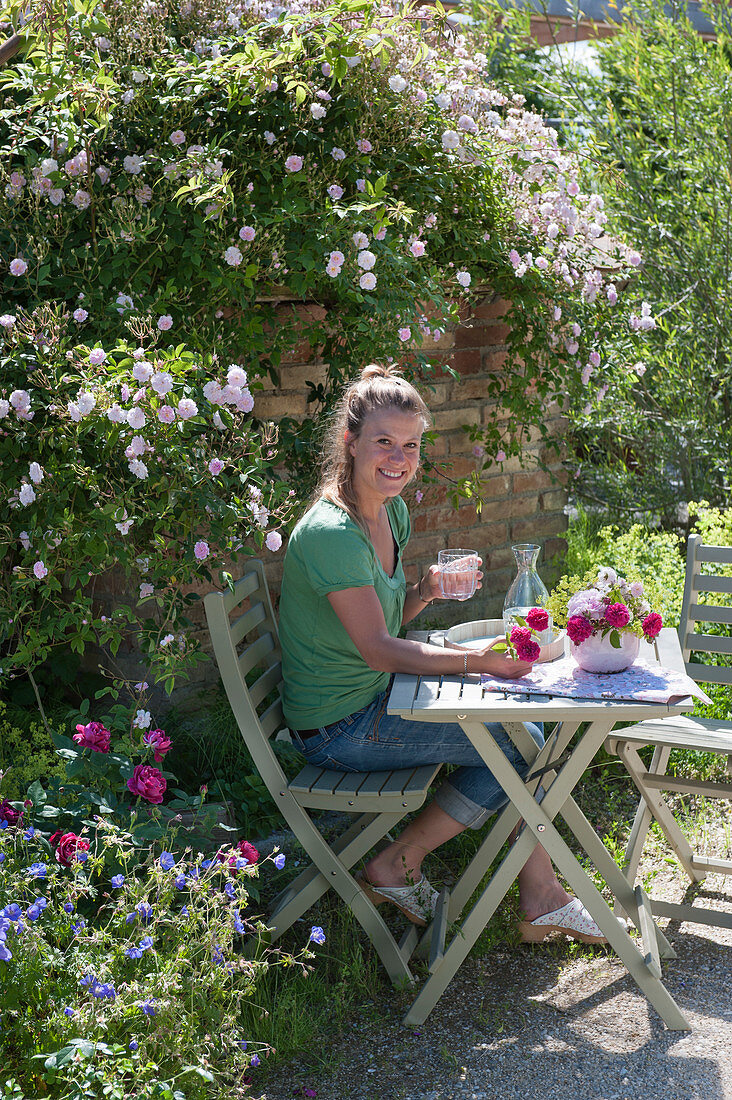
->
[253, 839, 732, 1100]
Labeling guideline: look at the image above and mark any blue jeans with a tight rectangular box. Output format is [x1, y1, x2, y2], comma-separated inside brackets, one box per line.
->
[290, 682, 544, 829]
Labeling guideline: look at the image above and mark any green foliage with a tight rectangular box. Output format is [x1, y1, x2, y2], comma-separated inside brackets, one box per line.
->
[474, 0, 732, 522]
[0, 702, 67, 801]
[0, 818, 315, 1098]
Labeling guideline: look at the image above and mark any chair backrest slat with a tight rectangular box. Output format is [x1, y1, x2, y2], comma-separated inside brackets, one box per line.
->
[238, 631, 277, 679]
[230, 600, 267, 647]
[680, 535, 732, 683]
[685, 632, 732, 657]
[204, 561, 288, 804]
[221, 571, 260, 614]
[249, 660, 283, 708]
[696, 545, 732, 565]
[693, 575, 732, 596]
[259, 698, 286, 739]
[686, 661, 732, 686]
[689, 604, 732, 626]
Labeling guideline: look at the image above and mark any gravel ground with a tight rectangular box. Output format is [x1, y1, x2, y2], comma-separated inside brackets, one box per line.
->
[252, 819, 732, 1100]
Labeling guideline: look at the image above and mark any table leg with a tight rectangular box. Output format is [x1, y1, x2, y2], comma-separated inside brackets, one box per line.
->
[471, 721, 690, 1030]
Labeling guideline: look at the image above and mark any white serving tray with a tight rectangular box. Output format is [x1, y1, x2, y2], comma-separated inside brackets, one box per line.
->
[444, 618, 566, 663]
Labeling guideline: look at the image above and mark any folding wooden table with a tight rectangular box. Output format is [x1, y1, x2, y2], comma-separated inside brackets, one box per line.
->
[388, 628, 694, 1028]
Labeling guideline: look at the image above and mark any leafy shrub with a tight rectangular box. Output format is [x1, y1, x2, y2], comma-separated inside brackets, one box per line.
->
[1, 0, 650, 497]
[0, 815, 320, 1098]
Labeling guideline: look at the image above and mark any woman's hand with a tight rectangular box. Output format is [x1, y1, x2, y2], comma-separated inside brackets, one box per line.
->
[421, 557, 483, 602]
[446, 638, 534, 679]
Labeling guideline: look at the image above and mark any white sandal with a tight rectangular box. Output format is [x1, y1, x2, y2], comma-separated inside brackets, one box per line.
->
[355, 870, 439, 927]
[518, 897, 607, 945]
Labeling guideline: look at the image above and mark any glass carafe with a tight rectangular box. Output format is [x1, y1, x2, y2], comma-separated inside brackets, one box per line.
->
[503, 543, 553, 641]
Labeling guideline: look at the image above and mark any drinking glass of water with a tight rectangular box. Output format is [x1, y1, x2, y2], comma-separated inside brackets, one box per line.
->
[438, 549, 480, 601]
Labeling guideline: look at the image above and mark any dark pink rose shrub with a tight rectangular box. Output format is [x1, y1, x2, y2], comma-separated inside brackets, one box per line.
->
[73, 721, 111, 753]
[49, 830, 90, 866]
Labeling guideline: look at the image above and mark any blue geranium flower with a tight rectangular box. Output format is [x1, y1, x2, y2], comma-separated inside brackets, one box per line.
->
[232, 912, 245, 934]
[24, 826, 35, 839]
[309, 926, 326, 946]
[140, 935, 154, 950]
[125, 947, 144, 959]
[174, 873, 186, 890]
[129, 1040, 139, 1051]
[28, 863, 47, 879]
[111, 874, 125, 888]
[2, 904, 21, 922]
[137, 999, 155, 1016]
[224, 881, 236, 899]
[72, 919, 86, 934]
[181, 905, 189, 916]
[76, 851, 89, 863]
[63, 902, 75, 913]
[0, 853, 5, 863]
[201, 859, 213, 870]
[0, 944, 12, 961]
[26, 905, 41, 922]
[63, 1007, 74, 1017]
[250, 1054, 261, 1067]
[274, 853, 286, 870]
[159, 851, 175, 871]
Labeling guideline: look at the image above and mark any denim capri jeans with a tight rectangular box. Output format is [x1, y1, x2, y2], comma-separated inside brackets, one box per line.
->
[290, 680, 544, 829]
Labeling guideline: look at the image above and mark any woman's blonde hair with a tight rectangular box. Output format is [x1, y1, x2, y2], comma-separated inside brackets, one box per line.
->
[316, 363, 430, 528]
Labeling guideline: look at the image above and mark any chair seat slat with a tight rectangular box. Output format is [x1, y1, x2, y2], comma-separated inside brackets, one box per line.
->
[230, 601, 267, 647]
[612, 715, 732, 753]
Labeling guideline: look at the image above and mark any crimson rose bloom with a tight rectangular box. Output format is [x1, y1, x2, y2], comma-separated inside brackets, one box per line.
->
[508, 625, 541, 663]
[49, 830, 90, 866]
[73, 721, 111, 753]
[525, 607, 549, 632]
[216, 838, 260, 874]
[143, 728, 172, 762]
[127, 764, 167, 804]
[642, 611, 663, 639]
[566, 614, 594, 645]
[0, 798, 23, 826]
[604, 602, 631, 629]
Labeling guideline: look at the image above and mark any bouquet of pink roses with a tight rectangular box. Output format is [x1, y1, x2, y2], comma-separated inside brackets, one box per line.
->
[553, 566, 662, 651]
[492, 607, 549, 662]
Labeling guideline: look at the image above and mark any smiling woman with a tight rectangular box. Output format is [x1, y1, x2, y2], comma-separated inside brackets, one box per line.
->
[278, 364, 606, 941]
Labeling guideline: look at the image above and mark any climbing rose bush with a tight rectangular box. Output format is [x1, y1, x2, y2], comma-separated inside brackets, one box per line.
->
[0, 0, 651, 502]
[0, 316, 293, 703]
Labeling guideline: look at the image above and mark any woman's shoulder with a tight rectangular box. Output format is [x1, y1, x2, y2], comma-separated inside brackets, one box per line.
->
[292, 498, 365, 547]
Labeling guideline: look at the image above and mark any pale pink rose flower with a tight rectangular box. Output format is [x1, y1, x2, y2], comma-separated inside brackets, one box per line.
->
[151, 372, 173, 396]
[158, 405, 176, 424]
[33, 560, 48, 580]
[127, 407, 146, 430]
[169, 130, 186, 145]
[19, 483, 36, 505]
[157, 315, 173, 331]
[88, 348, 106, 365]
[356, 179, 366, 192]
[357, 250, 376, 270]
[352, 231, 369, 249]
[456, 270, 471, 288]
[495, 449, 507, 463]
[327, 184, 344, 200]
[398, 327, 411, 342]
[236, 390, 254, 413]
[177, 398, 198, 420]
[357, 139, 372, 153]
[227, 366, 248, 387]
[73, 308, 88, 322]
[208, 458, 224, 476]
[239, 225, 256, 242]
[224, 246, 242, 266]
[265, 530, 282, 552]
[359, 272, 376, 290]
[139, 582, 154, 599]
[194, 540, 209, 561]
[410, 240, 426, 258]
[284, 155, 303, 172]
[9, 258, 28, 276]
[326, 262, 341, 278]
[329, 251, 345, 266]
[29, 462, 44, 484]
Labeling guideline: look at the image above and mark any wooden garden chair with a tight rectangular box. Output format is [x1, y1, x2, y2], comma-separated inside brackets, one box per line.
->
[203, 560, 442, 985]
[609, 534, 732, 929]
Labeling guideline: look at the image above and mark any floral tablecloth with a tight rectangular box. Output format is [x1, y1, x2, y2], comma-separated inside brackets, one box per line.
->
[480, 655, 712, 705]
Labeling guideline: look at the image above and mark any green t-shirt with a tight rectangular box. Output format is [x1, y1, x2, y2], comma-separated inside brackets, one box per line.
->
[279, 496, 410, 730]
